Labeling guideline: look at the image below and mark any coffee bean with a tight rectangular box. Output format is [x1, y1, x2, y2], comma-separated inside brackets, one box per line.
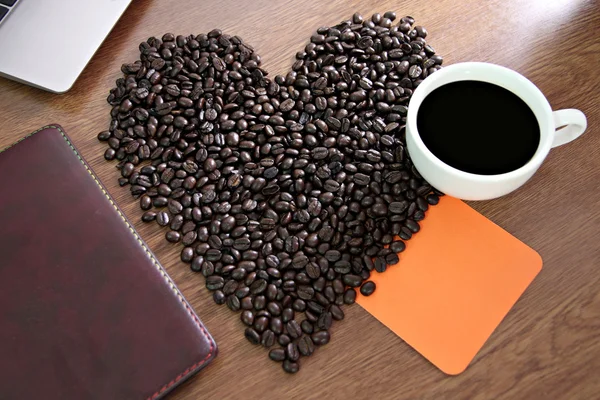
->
[390, 240, 406, 253]
[343, 288, 357, 304]
[254, 316, 269, 333]
[389, 201, 408, 214]
[210, 289, 225, 305]
[245, 327, 261, 345]
[342, 274, 362, 287]
[298, 335, 315, 356]
[385, 252, 399, 265]
[254, 295, 266, 310]
[227, 295, 241, 311]
[301, 320, 314, 334]
[286, 343, 300, 361]
[330, 304, 344, 320]
[311, 331, 330, 346]
[278, 334, 291, 347]
[241, 310, 255, 326]
[427, 194, 440, 205]
[270, 317, 283, 335]
[306, 262, 321, 279]
[360, 281, 376, 296]
[269, 348, 286, 361]
[317, 312, 333, 330]
[286, 319, 302, 339]
[250, 279, 268, 294]
[282, 360, 300, 374]
[267, 302, 282, 316]
[166, 231, 181, 243]
[206, 275, 225, 290]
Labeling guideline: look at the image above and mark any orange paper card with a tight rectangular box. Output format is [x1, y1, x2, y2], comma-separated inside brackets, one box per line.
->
[356, 196, 542, 375]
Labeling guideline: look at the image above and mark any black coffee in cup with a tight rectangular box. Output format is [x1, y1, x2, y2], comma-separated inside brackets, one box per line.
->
[416, 80, 540, 175]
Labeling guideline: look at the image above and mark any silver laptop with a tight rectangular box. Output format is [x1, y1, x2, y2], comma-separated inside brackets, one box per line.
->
[0, 0, 132, 93]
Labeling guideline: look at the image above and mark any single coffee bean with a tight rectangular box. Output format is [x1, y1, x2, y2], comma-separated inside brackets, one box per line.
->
[180, 247, 194, 263]
[241, 297, 253, 310]
[311, 330, 330, 346]
[282, 360, 300, 374]
[213, 290, 226, 305]
[254, 316, 269, 333]
[360, 281, 376, 296]
[156, 211, 170, 226]
[298, 335, 315, 356]
[301, 320, 314, 334]
[261, 330, 276, 347]
[271, 317, 283, 334]
[292, 299, 307, 312]
[241, 310, 255, 326]
[227, 295, 241, 311]
[245, 327, 261, 345]
[166, 231, 181, 243]
[343, 288, 357, 304]
[269, 348, 286, 361]
[317, 312, 333, 330]
[342, 274, 362, 287]
[286, 342, 300, 361]
[390, 240, 406, 253]
[330, 304, 344, 320]
[278, 334, 291, 347]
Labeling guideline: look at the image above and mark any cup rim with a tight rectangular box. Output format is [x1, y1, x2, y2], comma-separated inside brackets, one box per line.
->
[407, 62, 554, 182]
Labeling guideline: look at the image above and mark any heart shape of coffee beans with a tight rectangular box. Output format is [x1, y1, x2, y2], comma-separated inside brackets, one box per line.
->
[98, 11, 444, 374]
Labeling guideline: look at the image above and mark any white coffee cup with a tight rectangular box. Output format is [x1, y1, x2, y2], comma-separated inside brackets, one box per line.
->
[406, 62, 587, 200]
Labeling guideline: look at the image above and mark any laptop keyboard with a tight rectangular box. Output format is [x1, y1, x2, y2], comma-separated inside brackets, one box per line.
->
[0, 0, 19, 25]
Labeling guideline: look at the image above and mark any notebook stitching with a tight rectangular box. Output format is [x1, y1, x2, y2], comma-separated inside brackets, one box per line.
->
[2, 126, 215, 400]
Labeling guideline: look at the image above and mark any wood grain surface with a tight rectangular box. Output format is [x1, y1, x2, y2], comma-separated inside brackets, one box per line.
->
[1, 0, 599, 399]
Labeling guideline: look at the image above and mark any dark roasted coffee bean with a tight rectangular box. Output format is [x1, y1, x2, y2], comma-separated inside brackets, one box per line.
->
[267, 302, 282, 316]
[286, 342, 300, 361]
[241, 310, 255, 326]
[390, 240, 406, 253]
[278, 334, 291, 347]
[166, 230, 181, 243]
[317, 312, 333, 330]
[311, 330, 330, 346]
[156, 211, 170, 226]
[298, 335, 315, 356]
[270, 317, 284, 334]
[343, 288, 357, 304]
[245, 327, 261, 345]
[181, 247, 194, 263]
[297, 285, 315, 300]
[211, 289, 226, 305]
[342, 274, 362, 287]
[360, 281, 376, 296]
[227, 295, 241, 311]
[250, 279, 268, 294]
[282, 360, 299, 374]
[330, 304, 344, 320]
[286, 320, 302, 339]
[301, 320, 314, 334]
[206, 275, 224, 290]
[269, 348, 286, 362]
[253, 295, 266, 310]
[254, 316, 269, 333]
[427, 194, 440, 205]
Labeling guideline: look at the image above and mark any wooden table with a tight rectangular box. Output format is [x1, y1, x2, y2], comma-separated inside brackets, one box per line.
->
[1, 0, 598, 398]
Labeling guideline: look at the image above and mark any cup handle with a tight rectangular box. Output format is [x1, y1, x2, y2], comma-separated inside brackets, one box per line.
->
[552, 109, 587, 148]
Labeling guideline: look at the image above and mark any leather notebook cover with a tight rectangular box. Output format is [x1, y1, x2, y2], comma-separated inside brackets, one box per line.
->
[0, 126, 217, 399]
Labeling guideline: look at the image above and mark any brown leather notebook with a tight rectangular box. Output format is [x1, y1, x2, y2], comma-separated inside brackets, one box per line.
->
[0, 125, 217, 399]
